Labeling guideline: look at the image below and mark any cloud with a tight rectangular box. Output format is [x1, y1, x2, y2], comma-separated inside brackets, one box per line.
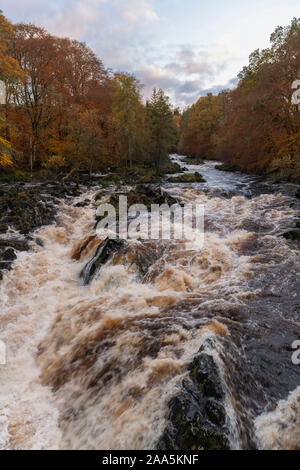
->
[1, 0, 239, 106]
[134, 43, 237, 107]
[164, 45, 227, 78]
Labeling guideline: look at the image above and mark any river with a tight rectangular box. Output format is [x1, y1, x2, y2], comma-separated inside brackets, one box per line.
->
[0, 156, 299, 449]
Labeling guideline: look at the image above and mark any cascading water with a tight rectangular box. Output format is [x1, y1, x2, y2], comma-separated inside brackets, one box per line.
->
[0, 157, 299, 450]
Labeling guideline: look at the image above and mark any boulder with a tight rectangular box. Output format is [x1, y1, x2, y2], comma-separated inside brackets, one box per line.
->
[156, 344, 229, 450]
[0, 223, 8, 233]
[167, 172, 206, 183]
[282, 229, 300, 242]
[80, 237, 125, 285]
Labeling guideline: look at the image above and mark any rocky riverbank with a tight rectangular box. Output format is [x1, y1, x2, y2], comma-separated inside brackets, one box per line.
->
[0, 180, 85, 280]
[0, 157, 184, 281]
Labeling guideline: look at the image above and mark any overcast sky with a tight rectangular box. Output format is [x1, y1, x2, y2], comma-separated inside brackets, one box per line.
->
[1, 0, 299, 107]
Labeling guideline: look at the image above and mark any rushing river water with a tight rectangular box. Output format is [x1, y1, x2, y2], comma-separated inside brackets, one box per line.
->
[0, 157, 299, 450]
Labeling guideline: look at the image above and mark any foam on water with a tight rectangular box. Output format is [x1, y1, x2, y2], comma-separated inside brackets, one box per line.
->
[0, 161, 299, 449]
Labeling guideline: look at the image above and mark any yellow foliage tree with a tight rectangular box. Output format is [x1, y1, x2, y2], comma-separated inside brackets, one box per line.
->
[0, 10, 22, 171]
[0, 135, 13, 167]
[0, 10, 21, 82]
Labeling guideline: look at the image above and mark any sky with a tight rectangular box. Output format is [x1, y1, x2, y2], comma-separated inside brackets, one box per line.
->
[1, 0, 299, 107]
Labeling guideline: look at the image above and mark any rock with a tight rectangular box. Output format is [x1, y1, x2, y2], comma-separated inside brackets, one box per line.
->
[131, 185, 179, 208]
[0, 238, 29, 251]
[102, 185, 180, 219]
[0, 223, 8, 233]
[215, 164, 241, 172]
[167, 172, 206, 183]
[94, 191, 103, 201]
[205, 399, 226, 426]
[189, 353, 224, 399]
[34, 238, 44, 247]
[2, 248, 17, 261]
[0, 187, 56, 234]
[156, 344, 230, 450]
[80, 237, 125, 285]
[163, 161, 184, 174]
[74, 199, 90, 207]
[181, 156, 204, 165]
[0, 261, 12, 270]
[282, 229, 300, 242]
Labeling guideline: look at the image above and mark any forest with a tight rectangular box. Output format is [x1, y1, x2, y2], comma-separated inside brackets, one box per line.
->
[0, 10, 299, 182]
[0, 10, 178, 181]
[179, 18, 300, 182]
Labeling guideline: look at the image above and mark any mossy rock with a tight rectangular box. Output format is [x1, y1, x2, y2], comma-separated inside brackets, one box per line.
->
[0, 238, 29, 251]
[215, 164, 240, 172]
[162, 161, 184, 174]
[0, 224, 8, 233]
[106, 185, 179, 213]
[1, 187, 57, 234]
[167, 172, 206, 183]
[156, 347, 229, 450]
[94, 191, 103, 201]
[102, 173, 121, 185]
[181, 156, 204, 165]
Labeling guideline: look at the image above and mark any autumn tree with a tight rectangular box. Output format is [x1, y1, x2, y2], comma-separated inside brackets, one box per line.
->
[53, 38, 108, 104]
[0, 10, 22, 169]
[43, 37, 111, 173]
[217, 18, 300, 178]
[7, 24, 58, 172]
[179, 18, 300, 181]
[179, 93, 222, 159]
[7, 25, 111, 173]
[44, 106, 105, 177]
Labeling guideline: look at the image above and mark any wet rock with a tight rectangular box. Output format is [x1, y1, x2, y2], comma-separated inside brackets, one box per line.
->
[100, 185, 180, 222]
[80, 237, 125, 285]
[0, 223, 8, 233]
[181, 156, 204, 165]
[0, 261, 12, 270]
[167, 172, 206, 183]
[34, 237, 44, 247]
[0, 187, 57, 234]
[156, 345, 229, 450]
[0, 238, 27, 279]
[215, 164, 240, 172]
[94, 191, 103, 201]
[0, 238, 29, 251]
[282, 229, 300, 242]
[74, 199, 90, 208]
[205, 399, 226, 426]
[128, 185, 179, 209]
[2, 248, 17, 261]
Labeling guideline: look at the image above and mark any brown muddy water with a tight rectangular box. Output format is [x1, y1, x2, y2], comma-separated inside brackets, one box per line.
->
[0, 156, 299, 449]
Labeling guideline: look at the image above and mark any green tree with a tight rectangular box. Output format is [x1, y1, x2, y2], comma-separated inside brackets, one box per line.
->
[111, 73, 147, 168]
[146, 88, 178, 172]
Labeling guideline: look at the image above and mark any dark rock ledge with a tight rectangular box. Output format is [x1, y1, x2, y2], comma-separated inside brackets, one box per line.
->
[156, 343, 230, 450]
[0, 181, 83, 280]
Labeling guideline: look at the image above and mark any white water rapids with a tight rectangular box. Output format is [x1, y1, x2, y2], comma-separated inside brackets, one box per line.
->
[0, 158, 299, 449]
